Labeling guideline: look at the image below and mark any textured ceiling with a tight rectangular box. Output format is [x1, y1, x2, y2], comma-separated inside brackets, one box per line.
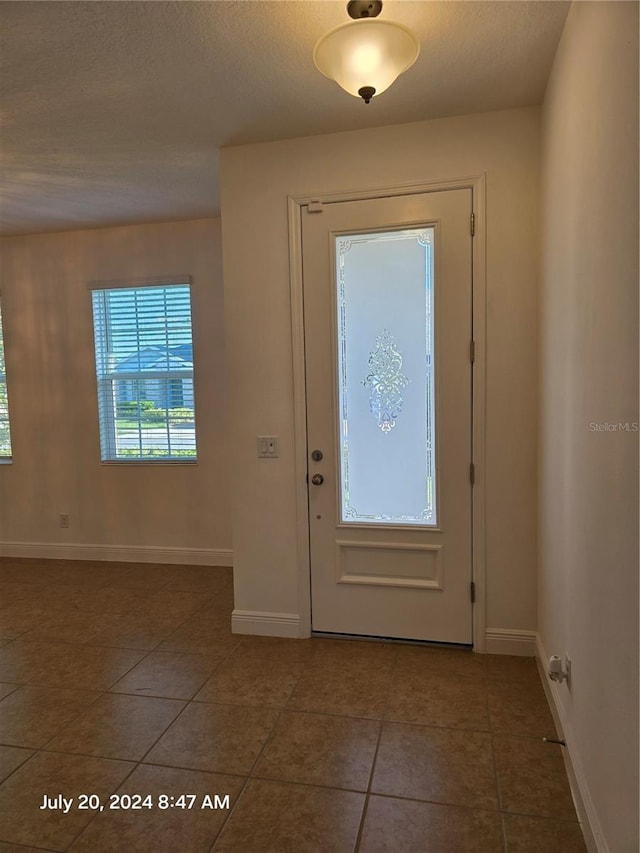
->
[0, 0, 570, 236]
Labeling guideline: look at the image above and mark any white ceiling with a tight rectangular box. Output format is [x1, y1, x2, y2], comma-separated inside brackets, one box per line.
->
[0, 0, 570, 236]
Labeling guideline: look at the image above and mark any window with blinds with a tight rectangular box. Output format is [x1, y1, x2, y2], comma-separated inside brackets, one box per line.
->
[0, 303, 12, 460]
[91, 282, 197, 461]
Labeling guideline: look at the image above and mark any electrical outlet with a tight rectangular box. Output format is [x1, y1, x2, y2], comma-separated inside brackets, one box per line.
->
[59, 513, 70, 528]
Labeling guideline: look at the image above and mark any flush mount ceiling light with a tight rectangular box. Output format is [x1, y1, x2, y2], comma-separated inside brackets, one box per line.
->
[313, 0, 420, 104]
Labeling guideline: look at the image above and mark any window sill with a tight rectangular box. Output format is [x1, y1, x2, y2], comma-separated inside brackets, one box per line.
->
[100, 459, 198, 466]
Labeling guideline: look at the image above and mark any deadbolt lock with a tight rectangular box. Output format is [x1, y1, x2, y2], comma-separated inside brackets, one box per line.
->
[311, 449, 323, 461]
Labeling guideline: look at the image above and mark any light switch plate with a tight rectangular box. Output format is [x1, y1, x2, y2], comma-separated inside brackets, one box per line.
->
[257, 436, 279, 458]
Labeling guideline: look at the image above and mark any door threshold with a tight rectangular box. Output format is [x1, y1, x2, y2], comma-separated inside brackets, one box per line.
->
[311, 630, 472, 650]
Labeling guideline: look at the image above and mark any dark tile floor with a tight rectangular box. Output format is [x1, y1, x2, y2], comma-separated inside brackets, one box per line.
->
[0, 558, 587, 852]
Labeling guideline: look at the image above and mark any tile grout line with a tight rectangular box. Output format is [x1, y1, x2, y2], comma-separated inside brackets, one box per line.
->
[3, 585, 195, 848]
[58, 584, 236, 853]
[1, 585, 232, 655]
[61, 759, 142, 852]
[0, 581, 238, 846]
[486, 664, 510, 853]
[231, 771, 584, 824]
[168, 635, 302, 853]
[205, 705, 293, 851]
[352, 642, 400, 852]
[16, 600, 215, 753]
[0, 744, 35, 793]
[205, 639, 358, 851]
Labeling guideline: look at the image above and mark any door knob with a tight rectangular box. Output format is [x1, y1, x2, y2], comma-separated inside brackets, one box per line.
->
[311, 473, 324, 485]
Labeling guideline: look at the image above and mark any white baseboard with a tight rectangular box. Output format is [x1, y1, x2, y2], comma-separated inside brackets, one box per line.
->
[231, 609, 301, 638]
[484, 628, 536, 656]
[0, 541, 233, 567]
[536, 633, 604, 853]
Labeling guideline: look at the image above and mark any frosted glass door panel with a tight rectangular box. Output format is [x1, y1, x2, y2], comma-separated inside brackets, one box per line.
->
[336, 228, 436, 526]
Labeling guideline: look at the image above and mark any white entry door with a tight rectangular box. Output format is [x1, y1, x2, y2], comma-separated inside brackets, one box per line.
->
[302, 189, 473, 644]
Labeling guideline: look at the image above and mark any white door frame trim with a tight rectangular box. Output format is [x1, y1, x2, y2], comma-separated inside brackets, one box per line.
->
[287, 175, 487, 652]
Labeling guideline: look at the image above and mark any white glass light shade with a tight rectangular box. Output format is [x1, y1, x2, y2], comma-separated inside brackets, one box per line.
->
[314, 19, 420, 100]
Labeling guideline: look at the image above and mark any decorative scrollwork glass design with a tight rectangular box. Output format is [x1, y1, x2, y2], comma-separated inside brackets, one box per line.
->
[362, 330, 409, 432]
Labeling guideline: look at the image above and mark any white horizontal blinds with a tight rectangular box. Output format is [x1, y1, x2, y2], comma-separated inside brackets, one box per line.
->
[91, 283, 197, 461]
[0, 303, 12, 459]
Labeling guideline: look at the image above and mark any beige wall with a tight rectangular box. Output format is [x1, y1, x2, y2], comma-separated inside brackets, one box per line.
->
[220, 107, 540, 633]
[539, 3, 639, 850]
[0, 218, 232, 559]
